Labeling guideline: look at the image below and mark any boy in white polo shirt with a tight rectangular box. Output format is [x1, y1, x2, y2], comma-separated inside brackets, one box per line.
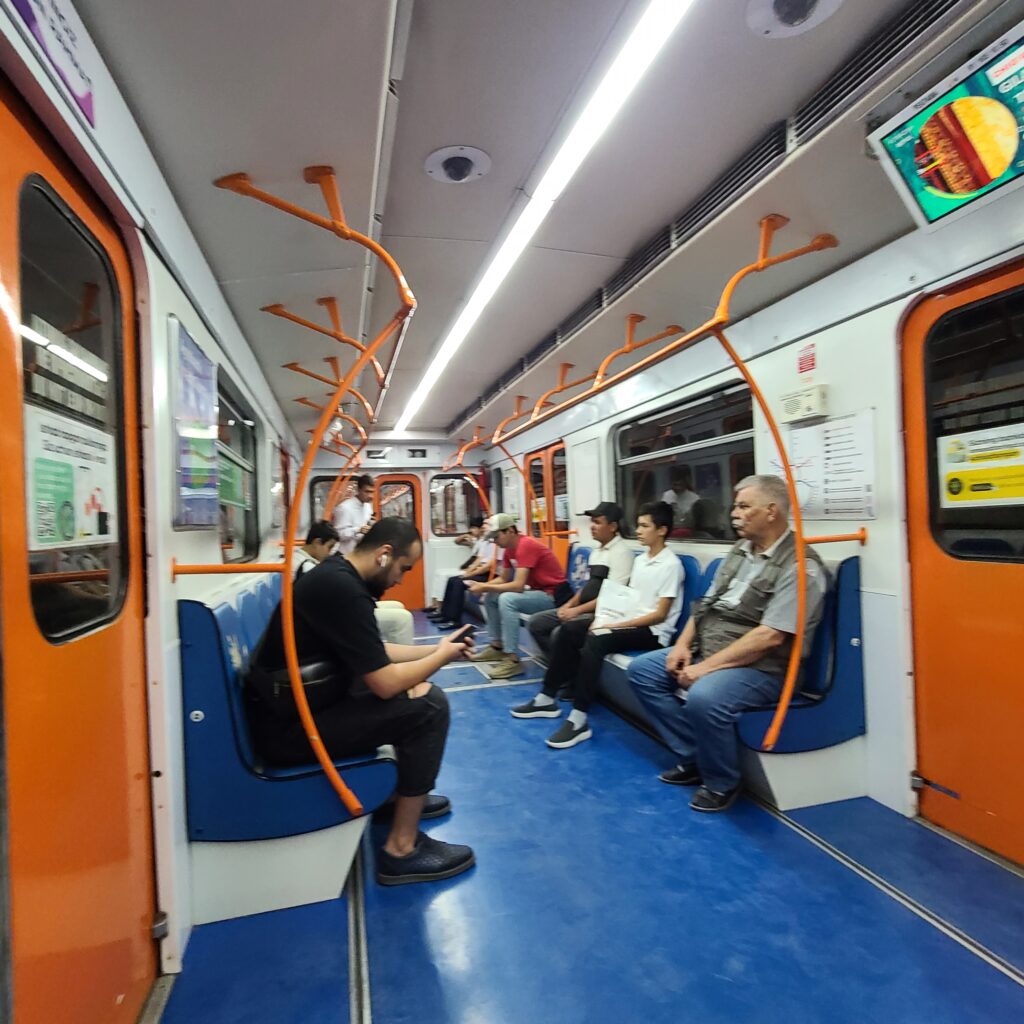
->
[511, 501, 684, 749]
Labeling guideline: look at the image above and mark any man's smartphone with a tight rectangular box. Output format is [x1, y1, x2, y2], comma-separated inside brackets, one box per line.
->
[455, 623, 475, 641]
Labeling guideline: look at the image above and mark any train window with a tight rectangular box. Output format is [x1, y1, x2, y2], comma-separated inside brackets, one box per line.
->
[20, 179, 127, 640]
[526, 452, 546, 538]
[310, 475, 337, 522]
[217, 375, 258, 561]
[616, 383, 754, 542]
[926, 286, 1024, 562]
[429, 474, 483, 536]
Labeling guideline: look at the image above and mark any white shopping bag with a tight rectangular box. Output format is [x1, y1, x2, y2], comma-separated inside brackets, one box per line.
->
[592, 580, 650, 629]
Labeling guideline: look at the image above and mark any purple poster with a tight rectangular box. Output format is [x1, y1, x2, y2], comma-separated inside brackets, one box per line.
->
[12, 0, 96, 126]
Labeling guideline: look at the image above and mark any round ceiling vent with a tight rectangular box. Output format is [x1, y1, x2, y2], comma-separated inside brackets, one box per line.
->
[424, 146, 492, 184]
[746, 0, 844, 38]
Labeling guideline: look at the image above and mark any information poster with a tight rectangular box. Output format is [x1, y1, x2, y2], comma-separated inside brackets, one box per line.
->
[218, 455, 252, 510]
[781, 410, 877, 521]
[880, 36, 1024, 223]
[173, 322, 219, 527]
[937, 422, 1024, 508]
[25, 404, 118, 550]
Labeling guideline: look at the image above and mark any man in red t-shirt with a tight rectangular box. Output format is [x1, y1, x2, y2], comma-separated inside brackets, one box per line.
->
[467, 513, 569, 679]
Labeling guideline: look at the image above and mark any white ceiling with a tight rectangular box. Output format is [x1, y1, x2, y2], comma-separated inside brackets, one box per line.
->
[74, 0, 970, 446]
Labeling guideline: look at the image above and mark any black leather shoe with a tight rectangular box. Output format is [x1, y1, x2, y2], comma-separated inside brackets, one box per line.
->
[659, 764, 702, 787]
[376, 832, 475, 886]
[689, 785, 741, 813]
[372, 793, 451, 822]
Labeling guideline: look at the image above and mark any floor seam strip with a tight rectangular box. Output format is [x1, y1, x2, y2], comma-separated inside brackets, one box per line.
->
[758, 797, 1024, 988]
[346, 845, 373, 1024]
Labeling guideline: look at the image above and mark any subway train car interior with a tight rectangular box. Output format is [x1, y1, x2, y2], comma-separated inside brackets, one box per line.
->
[2, 0, 1024, 1021]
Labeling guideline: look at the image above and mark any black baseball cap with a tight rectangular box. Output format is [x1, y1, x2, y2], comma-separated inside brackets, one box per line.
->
[581, 501, 624, 521]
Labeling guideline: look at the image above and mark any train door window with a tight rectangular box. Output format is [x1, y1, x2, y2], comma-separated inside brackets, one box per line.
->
[217, 376, 258, 561]
[615, 383, 753, 541]
[490, 466, 503, 514]
[925, 286, 1024, 561]
[525, 451, 546, 538]
[430, 474, 483, 536]
[310, 475, 337, 522]
[379, 480, 414, 519]
[551, 445, 568, 532]
[20, 180, 127, 639]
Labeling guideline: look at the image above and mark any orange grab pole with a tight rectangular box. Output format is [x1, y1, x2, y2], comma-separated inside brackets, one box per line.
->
[709, 326, 805, 752]
[489, 395, 531, 446]
[805, 530, 868, 546]
[494, 441, 542, 535]
[30, 569, 110, 584]
[217, 165, 416, 817]
[440, 428, 493, 517]
[594, 314, 684, 388]
[171, 559, 286, 581]
[491, 216, 837, 447]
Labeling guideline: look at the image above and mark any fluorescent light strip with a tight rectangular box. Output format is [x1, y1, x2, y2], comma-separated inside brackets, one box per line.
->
[395, 0, 695, 431]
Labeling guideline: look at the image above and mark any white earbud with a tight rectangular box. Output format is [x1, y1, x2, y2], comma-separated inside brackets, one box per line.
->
[378, 555, 388, 568]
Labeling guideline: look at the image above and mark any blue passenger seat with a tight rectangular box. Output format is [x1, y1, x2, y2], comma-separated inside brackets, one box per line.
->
[737, 556, 865, 752]
[179, 585, 397, 843]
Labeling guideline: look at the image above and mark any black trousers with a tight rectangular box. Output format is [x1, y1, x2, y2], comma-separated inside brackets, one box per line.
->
[538, 614, 594, 692]
[250, 684, 450, 797]
[439, 572, 487, 621]
[560, 627, 662, 712]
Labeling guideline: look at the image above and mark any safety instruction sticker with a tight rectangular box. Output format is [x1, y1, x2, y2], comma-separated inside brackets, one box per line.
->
[938, 422, 1024, 508]
[25, 404, 118, 549]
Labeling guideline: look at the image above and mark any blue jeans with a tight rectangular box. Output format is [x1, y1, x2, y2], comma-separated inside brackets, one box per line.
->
[627, 649, 783, 793]
[484, 590, 555, 654]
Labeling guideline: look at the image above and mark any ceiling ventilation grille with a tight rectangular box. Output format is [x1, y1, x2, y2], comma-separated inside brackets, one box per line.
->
[792, 0, 973, 143]
[445, 0, 972, 435]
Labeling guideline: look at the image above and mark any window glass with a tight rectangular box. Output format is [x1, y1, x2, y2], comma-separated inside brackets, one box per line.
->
[552, 446, 569, 531]
[310, 476, 337, 522]
[20, 180, 127, 640]
[526, 454, 545, 538]
[429, 475, 483, 536]
[490, 466, 503, 514]
[926, 286, 1024, 561]
[217, 378, 257, 561]
[616, 384, 754, 541]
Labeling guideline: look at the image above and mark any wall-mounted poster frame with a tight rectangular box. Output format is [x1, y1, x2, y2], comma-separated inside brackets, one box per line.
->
[170, 316, 219, 528]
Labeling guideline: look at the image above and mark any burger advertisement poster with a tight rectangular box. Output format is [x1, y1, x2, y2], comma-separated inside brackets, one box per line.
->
[876, 29, 1024, 226]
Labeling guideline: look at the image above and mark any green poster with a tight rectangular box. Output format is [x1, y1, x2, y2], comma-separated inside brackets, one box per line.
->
[33, 457, 75, 543]
[218, 455, 252, 510]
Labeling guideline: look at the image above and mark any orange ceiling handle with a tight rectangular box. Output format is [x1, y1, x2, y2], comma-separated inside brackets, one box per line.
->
[490, 216, 836, 447]
[531, 363, 598, 420]
[594, 315, 684, 388]
[264, 301, 386, 387]
[491, 395, 531, 446]
[217, 165, 418, 818]
[440, 428, 493, 517]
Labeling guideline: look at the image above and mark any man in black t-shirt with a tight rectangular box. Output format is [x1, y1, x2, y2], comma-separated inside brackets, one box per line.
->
[250, 517, 476, 886]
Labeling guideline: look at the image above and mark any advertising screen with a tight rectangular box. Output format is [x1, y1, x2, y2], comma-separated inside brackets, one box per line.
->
[870, 20, 1024, 229]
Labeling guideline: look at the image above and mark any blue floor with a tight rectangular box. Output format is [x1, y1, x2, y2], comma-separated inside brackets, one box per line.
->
[789, 798, 1024, 972]
[363, 686, 1024, 1024]
[161, 899, 350, 1024]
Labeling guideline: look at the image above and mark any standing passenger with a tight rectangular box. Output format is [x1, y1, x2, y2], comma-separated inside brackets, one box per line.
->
[335, 474, 375, 555]
[627, 475, 826, 812]
[248, 518, 476, 885]
[467, 514, 570, 680]
[513, 502, 683, 749]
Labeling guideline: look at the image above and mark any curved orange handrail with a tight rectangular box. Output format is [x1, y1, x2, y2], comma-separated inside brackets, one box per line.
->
[324, 447, 366, 523]
[217, 165, 416, 816]
[531, 363, 597, 420]
[491, 217, 836, 446]
[594, 314, 684, 388]
[440, 428, 493, 517]
[493, 440, 542, 538]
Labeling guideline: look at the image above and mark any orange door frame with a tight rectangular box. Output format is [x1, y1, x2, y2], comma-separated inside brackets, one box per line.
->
[0, 82, 155, 1023]
[373, 473, 426, 609]
[902, 259, 1024, 865]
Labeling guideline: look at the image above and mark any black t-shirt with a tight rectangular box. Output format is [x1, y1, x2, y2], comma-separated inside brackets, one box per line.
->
[255, 554, 390, 692]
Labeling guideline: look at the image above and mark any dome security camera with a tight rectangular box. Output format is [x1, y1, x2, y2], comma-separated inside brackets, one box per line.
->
[425, 146, 492, 184]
